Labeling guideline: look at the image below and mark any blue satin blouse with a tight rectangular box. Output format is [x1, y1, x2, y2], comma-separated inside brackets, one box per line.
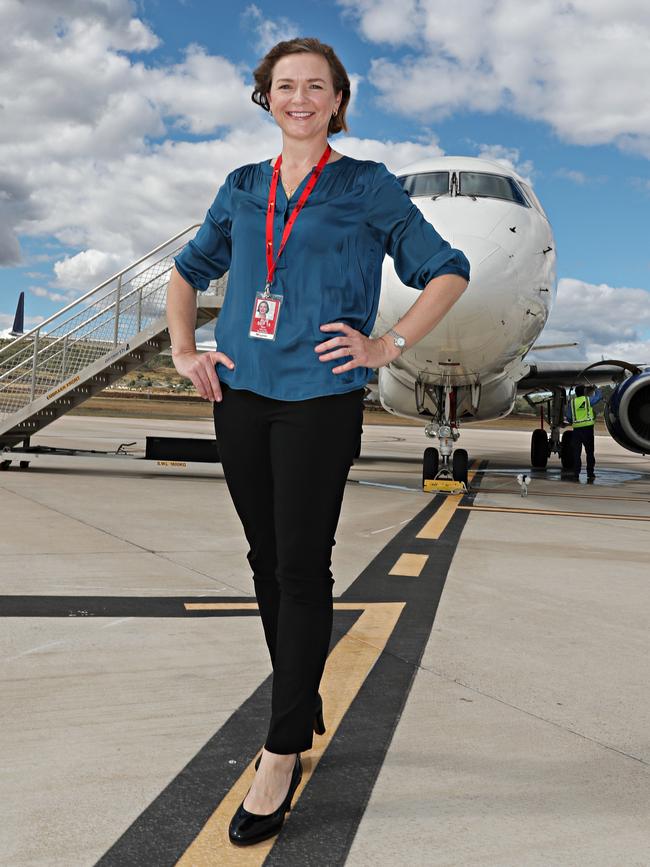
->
[173, 154, 470, 401]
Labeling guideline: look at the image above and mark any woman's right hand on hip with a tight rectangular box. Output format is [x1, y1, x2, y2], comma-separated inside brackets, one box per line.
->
[171, 349, 235, 402]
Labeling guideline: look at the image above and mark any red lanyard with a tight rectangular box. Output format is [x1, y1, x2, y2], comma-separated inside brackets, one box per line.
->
[264, 143, 331, 294]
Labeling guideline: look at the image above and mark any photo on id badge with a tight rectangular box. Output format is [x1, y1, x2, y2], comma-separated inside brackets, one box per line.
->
[249, 292, 282, 340]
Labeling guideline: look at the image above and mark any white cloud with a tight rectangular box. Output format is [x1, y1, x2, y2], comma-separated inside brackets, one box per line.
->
[629, 177, 650, 194]
[347, 72, 363, 116]
[242, 4, 300, 55]
[0, 310, 44, 338]
[473, 144, 534, 185]
[29, 285, 71, 303]
[556, 168, 586, 185]
[335, 134, 444, 171]
[339, 0, 422, 45]
[555, 168, 607, 185]
[0, 0, 447, 298]
[338, 0, 650, 159]
[53, 249, 125, 290]
[529, 278, 650, 364]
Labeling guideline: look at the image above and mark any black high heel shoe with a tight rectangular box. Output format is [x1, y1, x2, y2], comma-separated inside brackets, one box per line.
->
[228, 754, 302, 846]
[254, 694, 325, 770]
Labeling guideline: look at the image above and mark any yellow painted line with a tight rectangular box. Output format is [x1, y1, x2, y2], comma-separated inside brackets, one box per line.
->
[389, 552, 428, 576]
[477, 487, 650, 504]
[417, 463, 478, 540]
[175, 601, 405, 866]
[416, 492, 463, 539]
[459, 504, 650, 522]
[184, 602, 260, 610]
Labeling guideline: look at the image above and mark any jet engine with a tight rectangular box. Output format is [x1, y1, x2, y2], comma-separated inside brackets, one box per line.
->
[604, 369, 650, 455]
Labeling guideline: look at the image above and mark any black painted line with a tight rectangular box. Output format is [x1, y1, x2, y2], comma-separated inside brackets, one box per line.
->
[263, 461, 487, 866]
[0, 595, 262, 618]
[95, 611, 361, 867]
[2, 461, 485, 866]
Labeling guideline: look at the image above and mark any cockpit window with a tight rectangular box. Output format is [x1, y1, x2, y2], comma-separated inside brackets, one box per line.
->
[458, 172, 528, 206]
[398, 172, 449, 198]
[518, 181, 549, 220]
[398, 169, 533, 208]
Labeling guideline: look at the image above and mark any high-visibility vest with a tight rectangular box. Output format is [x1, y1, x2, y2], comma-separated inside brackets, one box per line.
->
[571, 396, 595, 428]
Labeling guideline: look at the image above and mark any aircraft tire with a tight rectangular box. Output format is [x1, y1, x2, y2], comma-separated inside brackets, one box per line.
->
[452, 449, 469, 486]
[423, 446, 439, 485]
[560, 430, 575, 470]
[531, 428, 549, 469]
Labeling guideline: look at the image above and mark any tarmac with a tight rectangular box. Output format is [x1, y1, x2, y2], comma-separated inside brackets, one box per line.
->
[1, 412, 649, 867]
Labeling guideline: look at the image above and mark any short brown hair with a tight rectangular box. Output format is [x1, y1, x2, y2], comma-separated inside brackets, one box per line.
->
[251, 37, 351, 136]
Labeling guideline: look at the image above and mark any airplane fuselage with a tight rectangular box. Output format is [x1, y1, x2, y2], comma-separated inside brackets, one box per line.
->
[372, 156, 557, 421]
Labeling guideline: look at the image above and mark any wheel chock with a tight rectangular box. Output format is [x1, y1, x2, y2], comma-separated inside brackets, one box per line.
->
[423, 479, 467, 494]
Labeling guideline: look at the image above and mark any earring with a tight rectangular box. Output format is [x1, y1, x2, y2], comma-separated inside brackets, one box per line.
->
[333, 108, 338, 116]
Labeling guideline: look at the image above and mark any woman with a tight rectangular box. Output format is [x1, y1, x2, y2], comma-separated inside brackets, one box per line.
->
[166, 37, 470, 846]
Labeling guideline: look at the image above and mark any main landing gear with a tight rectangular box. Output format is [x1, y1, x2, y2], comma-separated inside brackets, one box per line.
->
[528, 387, 574, 472]
[417, 382, 470, 488]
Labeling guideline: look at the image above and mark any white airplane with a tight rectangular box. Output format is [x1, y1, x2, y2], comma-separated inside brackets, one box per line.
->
[368, 155, 650, 485]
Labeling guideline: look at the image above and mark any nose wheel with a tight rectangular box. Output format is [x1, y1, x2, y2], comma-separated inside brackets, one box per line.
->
[423, 446, 439, 484]
[422, 445, 469, 487]
[452, 448, 469, 486]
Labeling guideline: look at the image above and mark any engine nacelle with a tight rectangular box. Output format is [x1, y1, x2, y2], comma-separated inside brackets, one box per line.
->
[605, 369, 650, 454]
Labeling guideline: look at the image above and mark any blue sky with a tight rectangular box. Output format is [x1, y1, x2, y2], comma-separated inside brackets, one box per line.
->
[1, 0, 649, 359]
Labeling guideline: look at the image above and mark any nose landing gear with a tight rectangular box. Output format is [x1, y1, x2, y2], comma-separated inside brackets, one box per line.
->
[420, 382, 470, 489]
[421, 424, 469, 488]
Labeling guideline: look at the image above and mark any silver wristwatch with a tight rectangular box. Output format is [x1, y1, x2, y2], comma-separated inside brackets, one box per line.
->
[387, 327, 407, 352]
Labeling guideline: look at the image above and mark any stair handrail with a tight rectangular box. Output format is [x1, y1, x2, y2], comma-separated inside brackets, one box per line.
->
[0, 273, 172, 386]
[1, 224, 200, 348]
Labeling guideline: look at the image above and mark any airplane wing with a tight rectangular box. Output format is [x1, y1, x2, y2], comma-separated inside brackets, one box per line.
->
[516, 360, 638, 391]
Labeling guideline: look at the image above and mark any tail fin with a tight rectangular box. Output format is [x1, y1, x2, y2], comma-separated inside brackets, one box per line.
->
[9, 292, 24, 336]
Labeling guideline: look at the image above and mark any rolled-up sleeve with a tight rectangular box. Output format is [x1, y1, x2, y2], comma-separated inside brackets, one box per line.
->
[174, 171, 234, 291]
[366, 162, 470, 289]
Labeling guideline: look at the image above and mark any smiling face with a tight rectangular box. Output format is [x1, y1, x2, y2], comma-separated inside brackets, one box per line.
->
[267, 52, 342, 143]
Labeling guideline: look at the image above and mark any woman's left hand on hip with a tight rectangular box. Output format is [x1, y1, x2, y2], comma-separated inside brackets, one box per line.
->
[315, 322, 396, 374]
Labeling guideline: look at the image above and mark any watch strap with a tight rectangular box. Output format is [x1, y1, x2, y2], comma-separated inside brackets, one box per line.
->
[387, 328, 406, 351]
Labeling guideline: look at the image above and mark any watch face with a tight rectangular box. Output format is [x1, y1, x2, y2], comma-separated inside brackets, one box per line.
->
[396, 336, 406, 347]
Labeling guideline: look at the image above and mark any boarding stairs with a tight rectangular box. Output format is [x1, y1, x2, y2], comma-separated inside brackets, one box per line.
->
[0, 226, 225, 453]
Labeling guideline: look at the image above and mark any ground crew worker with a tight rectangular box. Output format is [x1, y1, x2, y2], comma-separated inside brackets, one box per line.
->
[566, 385, 602, 481]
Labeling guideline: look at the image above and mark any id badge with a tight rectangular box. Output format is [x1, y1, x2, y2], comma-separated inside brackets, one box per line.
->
[249, 291, 283, 340]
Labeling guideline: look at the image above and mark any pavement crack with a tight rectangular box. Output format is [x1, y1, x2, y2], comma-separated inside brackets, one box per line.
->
[150, 552, 254, 597]
[336, 628, 649, 768]
[0, 483, 155, 553]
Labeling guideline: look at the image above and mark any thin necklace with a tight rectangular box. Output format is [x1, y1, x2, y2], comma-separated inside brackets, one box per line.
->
[279, 148, 333, 198]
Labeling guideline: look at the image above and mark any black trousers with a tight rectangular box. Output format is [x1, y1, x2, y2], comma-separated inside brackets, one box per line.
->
[212, 382, 364, 754]
[572, 425, 595, 476]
